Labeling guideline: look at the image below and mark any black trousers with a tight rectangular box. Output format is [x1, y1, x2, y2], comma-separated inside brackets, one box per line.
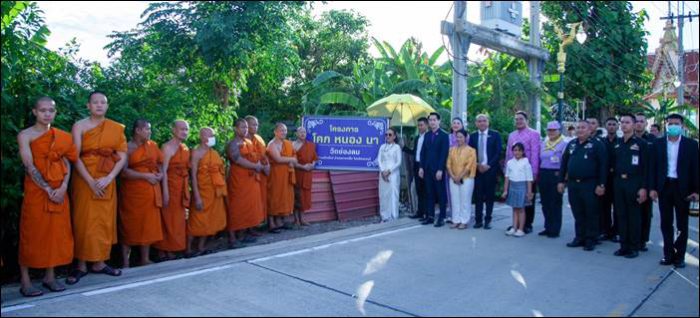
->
[525, 183, 538, 229]
[640, 199, 653, 247]
[424, 169, 447, 221]
[413, 165, 426, 218]
[659, 179, 690, 262]
[600, 176, 617, 237]
[539, 169, 563, 236]
[614, 177, 642, 252]
[567, 180, 600, 243]
[474, 169, 497, 225]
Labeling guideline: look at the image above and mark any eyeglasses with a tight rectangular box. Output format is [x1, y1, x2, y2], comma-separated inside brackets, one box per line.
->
[385, 133, 394, 137]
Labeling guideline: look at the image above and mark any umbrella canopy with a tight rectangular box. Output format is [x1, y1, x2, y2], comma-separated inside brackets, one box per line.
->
[366, 94, 436, 128]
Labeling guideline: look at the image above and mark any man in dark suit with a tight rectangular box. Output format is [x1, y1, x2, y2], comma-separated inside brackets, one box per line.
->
[403, 117, 428, 221]
[419, 112, 450, 227]
[468, 114, 502, 229]
[650, 114, 699, 269]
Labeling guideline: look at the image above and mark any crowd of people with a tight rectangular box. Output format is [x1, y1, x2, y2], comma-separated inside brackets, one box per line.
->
[386, 110, 698, 266]
[15, 92, 318, 297]
[14, 92, 699, 299]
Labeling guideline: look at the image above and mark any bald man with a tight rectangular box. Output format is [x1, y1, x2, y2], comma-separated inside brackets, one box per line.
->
[246, 116, 272, 234]
[187, 127, 227, 257]
[292, 127, 317, 226]
[154, 120, 191, 261]
[267, 123, 297, 231]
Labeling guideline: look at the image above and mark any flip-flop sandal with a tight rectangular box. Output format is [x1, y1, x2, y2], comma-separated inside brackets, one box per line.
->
[19, 286, 43, 298]
[65, 269, 88, 285]
[90, 265, 122, 277]
[42, 281, 66, 293]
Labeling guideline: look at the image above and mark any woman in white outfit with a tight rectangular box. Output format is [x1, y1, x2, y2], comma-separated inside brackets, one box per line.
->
[378, 128, 402, 222]
[446, 129, 477, 229]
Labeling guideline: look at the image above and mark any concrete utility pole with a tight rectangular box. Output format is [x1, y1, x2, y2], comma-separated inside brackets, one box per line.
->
[451, 1, 469, 122]
[529, 1, 542, 132]
[660, 1, 699, 107]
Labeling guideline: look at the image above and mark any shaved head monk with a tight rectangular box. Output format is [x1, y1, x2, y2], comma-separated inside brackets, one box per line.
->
[292, 126, 318, 226]
[118, 119, 164, 268]
[245, 115, 272, 234]
[67, 91, 127, 284]
[17, 97, 78, 297]
[154, 120, 190, 261]
[187, 127, 227, 257]
[225, 118, 265, 249]
[267, 123, 297, 231]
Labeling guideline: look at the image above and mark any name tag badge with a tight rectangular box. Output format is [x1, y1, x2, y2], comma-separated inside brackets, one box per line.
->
[630, 144, 639, 151]
[585, 143, 593, 149]
[632, 155, 639, 166]
[551, 156, 560, 163]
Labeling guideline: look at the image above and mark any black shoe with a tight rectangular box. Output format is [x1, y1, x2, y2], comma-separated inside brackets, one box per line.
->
[434, 220, 445, 228]
[614, 249, 629, 257]
[610, 235, 620, 243]
[483, 223, 492, 230]
[594, 239, 602, 245]
[546, 234, 559, 238]
[598, 234, 608, 241]
[421, 219, 434, 225]
[409, 214, 423, 219]
[567, 239, 584, 248]
[538, 230, 549, 236]
[445, 219, 453, 224]
[583, 243, 595, 251]
[674, 261, 686, 268]
[659, 258, 674, 266]
[473, 223, 483, 229]
[639, 244, 648, 252]
[625, 251, 639, 259]
[524, 226, 533, 234]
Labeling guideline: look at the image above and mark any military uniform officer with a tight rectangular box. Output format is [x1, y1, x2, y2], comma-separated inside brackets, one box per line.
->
[612, 114, 651, 259]
[558, 120, 608, 251]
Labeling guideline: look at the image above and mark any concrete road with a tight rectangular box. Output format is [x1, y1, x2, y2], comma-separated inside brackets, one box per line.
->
[2, 200, 698, 316]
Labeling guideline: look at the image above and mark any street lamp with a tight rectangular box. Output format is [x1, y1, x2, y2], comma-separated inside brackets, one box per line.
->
[555, 22, 586, 124]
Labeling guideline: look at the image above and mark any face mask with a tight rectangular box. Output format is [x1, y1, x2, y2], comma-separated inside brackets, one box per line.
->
[666, 124, 683, 137]
[207, 137, 216, 147]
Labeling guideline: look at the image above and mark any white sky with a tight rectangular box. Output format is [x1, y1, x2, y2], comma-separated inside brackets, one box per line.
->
[37, 1, 699, 66]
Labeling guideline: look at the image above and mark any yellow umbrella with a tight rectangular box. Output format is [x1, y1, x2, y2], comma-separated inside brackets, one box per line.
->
[366, 94, 436, 135]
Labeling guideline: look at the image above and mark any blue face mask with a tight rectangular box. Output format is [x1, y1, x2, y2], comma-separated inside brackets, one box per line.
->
[666, 124, 683, 137]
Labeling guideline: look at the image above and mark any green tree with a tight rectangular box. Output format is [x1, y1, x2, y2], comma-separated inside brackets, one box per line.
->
[541, 1, 652, 119]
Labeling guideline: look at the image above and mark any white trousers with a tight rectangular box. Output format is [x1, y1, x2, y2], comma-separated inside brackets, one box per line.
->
[449, 178, 474, 224]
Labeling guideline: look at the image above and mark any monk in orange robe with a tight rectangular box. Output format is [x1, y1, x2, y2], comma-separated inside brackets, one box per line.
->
[17, 97, 78, 297]
[154, 120, 190, 261]
[245, 115, 271, 234]
[118, 119, 164, 268]
[225, 119, 265, 248]
[267, 123, 297, 231]
[187, 127, 227, 257]
[67, 91, 127, 285]
[293, 126, 318, 226]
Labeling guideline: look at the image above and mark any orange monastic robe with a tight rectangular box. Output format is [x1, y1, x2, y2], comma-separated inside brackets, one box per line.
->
[72, 119, 127, 262]
[251, 134, 268, 217]
[295, 141, 318, 213]
[119, 140, 164, 246]
[267, 140, 296, 216]
[154, 144, 190, 252]
[19, 128, 78, 268]
[226, 138, 264, 231]
[187, 149, 227, 236]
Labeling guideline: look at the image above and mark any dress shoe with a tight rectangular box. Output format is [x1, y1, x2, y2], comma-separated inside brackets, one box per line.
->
[614, 249, 629, 257]
[610, 235, 619, 243]
[583, 243, 595, 251]
[659, 258, 674, 266]
[624, 251, 639, 259]
[546, 234, 559, 238]
[434, 220, 445, 228]
[524, 226, 533, 234]
[538, 230, 549, 236]
[639, 244, 648, 252]
[674, 261, 686, 268]
[567, 239, 584, 248]
[473, 223, 483, 229]
[421, 219, 434, 225]
[409, 214, 423, 219]
[483, 223, 492, 230]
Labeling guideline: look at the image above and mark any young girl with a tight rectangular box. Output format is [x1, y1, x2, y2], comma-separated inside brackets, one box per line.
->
[502, 143, 534, 237]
